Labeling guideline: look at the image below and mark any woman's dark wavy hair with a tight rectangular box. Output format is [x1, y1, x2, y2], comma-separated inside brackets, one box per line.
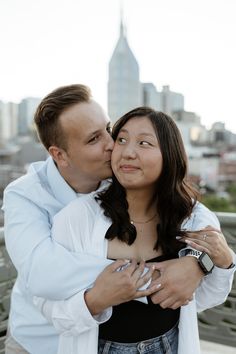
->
[97, 107, 198, 255]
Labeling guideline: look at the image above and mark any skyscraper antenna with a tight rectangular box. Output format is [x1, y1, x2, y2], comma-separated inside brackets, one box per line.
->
[119, 0, 125, 37]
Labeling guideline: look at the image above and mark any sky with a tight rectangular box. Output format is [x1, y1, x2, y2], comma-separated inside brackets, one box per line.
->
[0, 0, 236, 132]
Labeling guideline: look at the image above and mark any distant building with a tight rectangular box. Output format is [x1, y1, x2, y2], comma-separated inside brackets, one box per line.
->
[108, 22, 184, 122]
[219, 152, 236, 187]
[172, 110, 202, 154]
[188, 155, 220, 190]
[11, 135, 48, 166]
[0, 101, 18, 144]
[108, 21, 141, 121]
[142, 83, 184, 115]
[0, 136, 48, 200]
[161, 85, 184, 115]
[142, 83, 161, 110]
[18, 97, 41, 135]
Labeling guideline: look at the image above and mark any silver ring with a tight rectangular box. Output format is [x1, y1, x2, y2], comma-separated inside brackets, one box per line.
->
[203, 234, 207, 241]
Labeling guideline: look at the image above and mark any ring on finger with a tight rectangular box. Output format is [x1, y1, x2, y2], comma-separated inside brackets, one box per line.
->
[203, 234, 207, 241]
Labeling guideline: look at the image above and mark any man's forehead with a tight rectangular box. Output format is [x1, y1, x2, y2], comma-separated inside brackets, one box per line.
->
[65, 117, 110, 143]
[85, 120, 111, 137]
[60, 101, 110, 127]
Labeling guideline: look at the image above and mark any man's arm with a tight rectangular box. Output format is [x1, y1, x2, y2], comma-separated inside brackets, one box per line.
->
[3, 189, 134, 300]
[3, 188, 154, 303]
[33, 260, 159, 336]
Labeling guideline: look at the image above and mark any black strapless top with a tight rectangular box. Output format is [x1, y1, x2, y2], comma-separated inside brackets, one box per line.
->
[99, 253, 180, 343]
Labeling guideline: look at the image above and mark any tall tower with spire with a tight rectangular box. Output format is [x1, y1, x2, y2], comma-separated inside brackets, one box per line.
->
[108, 17, 141, 122]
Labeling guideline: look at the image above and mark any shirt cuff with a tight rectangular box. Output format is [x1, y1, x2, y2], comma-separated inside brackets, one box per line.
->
[34, 290, 112, 336]
[211, 250, 236, 277]
[178, 246, 193, 257]
[52, 290, 112, 335]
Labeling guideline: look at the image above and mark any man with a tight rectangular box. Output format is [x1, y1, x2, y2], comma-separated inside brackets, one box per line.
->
[3, 84, 235, 353]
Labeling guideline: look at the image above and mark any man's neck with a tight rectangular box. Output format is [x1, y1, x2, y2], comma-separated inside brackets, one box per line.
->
[57, 165, 101, 193]
[66, 176, 101, 194]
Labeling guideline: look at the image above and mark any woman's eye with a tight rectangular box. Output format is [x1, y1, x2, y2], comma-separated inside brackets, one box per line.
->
[117, 137, 127, 144]
[140, 141, 151, 146]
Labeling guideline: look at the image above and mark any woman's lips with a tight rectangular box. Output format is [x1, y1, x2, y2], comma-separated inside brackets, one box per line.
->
[120, 164, 139, 172]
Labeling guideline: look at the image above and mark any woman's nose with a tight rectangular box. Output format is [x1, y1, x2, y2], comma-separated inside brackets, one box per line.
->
[122, 144, 137, 159]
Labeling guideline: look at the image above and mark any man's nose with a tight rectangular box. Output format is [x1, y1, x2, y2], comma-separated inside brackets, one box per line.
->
[106, 133, 114, 151]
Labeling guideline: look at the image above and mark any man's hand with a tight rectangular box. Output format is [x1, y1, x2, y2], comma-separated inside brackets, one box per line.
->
[85, 259, 158, 315]
[149, 257, 204, 309]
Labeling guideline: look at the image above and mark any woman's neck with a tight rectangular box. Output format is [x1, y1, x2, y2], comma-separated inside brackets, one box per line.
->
[126, 188, 157, 221]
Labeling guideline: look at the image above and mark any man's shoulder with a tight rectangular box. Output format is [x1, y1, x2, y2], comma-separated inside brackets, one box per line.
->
[4, 159, 49, 195]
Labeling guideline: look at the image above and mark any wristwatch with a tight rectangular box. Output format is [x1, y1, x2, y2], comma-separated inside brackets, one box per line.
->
[186, 250, 214, 275]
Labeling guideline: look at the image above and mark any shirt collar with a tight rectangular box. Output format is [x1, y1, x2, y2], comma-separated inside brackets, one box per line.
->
[46, 157, 112, 205]
[46, 157, 77, 206]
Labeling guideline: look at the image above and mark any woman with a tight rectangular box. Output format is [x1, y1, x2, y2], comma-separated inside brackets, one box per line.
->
[35, 108, 235, 354]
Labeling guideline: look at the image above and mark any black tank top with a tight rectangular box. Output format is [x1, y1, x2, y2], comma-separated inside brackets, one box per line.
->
[99, 254, 180, 343]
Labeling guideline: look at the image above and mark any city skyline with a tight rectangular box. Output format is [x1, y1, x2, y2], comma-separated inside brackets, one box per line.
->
[1, 0, 236, 132]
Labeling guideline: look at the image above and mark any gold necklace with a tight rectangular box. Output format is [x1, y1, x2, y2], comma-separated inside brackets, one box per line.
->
[130, 213, 157, 225]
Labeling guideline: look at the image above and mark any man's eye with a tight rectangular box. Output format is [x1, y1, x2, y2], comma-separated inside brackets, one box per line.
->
[88, 135, 99, 143]
[106, 126, 112, 135]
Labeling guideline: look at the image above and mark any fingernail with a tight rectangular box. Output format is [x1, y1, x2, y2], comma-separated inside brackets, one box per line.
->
[176, 236, 182, 240]
[123, 259, 130, 265]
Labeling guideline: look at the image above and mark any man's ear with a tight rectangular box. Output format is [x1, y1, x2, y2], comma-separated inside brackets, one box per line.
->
[48, 145, 69, 168]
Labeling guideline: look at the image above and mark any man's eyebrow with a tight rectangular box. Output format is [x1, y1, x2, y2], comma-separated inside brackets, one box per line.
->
[86, 124, 110, 139]
[90, 129, 100, 135]
[86, 129, 100, 139]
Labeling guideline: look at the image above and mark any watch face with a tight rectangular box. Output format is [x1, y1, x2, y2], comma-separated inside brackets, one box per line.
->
[200, 253, 214, 272]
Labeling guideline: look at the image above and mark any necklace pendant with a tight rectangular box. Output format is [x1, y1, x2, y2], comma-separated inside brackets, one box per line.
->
[130, 213, 157, 225]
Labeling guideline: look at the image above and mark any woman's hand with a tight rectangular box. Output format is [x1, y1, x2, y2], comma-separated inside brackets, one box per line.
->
[177, 225, 233, 269]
